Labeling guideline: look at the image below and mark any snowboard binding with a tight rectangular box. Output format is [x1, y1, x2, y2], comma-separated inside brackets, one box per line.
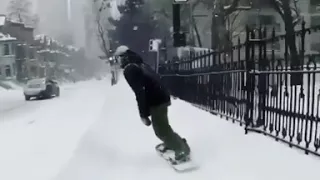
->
[155, 138, 190, 162]
[155, 140, 198, 172]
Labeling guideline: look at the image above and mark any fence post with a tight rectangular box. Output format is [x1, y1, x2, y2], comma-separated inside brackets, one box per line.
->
[244, 26, 254, 130]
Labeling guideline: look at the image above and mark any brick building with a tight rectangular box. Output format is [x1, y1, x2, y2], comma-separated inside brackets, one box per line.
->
[0, 14, 42, 81]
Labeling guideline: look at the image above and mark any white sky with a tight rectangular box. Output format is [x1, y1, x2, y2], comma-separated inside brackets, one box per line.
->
[0, 0, 124, 48]
[0, 0, 38, 14]
[110, 0, 126, 20]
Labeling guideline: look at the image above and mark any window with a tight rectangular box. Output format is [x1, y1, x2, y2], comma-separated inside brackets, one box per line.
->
[3, 44, 10, 55]
[5, 65, 11, 77]
[29, 49, 35, 59]
[311, 42, 320, 52]
[246, 15, 276, 28]
[16, 45, 24, 59]
[310, 0, 320, 13]
[12, 63, 16, 75]
[311, 16, 320, 26]
[11, 44, 15, 54]
[311, 31, 320, 52]
[30, 66, 37, 76]
[259, 15, 274, 25]
[311, 0, 319, 6]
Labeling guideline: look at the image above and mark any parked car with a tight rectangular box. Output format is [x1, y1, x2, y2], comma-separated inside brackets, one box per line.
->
[23, 78, 60, 100]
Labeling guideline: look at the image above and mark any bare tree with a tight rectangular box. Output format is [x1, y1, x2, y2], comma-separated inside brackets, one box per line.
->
[7, 0, 31, 23]
[93, 0, 110, 57]
[149, 0, 204, 46]
[270, 0, 301, 26]
[30, 14, 40, 27]
[269, 0, 302, 85]
[7, 0, 39, 28]
[227, 10, 246, 39]
[200, 0, 251, 49]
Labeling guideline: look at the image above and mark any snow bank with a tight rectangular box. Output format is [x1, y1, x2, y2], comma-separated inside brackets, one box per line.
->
[0, 80, 111, 180]
[0, 32, 16, 41]
[53, 77, 320, 180]
[0, 80, 22, 90]
[5, 81, 22, 89]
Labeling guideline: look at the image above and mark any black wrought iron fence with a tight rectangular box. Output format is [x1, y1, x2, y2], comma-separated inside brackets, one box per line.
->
[159, 21, 320, 157]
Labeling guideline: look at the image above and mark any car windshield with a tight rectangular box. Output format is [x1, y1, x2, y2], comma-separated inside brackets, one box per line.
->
[27, 84, 41, 88]
[27, 79, 45, 85]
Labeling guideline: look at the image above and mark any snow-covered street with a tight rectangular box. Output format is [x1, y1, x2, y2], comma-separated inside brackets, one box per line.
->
[0, 78, 320, 180]
[0, 80, 110, 180]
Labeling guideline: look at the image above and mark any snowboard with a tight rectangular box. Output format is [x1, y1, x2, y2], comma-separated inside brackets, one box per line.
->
[155, 143, 199, 172]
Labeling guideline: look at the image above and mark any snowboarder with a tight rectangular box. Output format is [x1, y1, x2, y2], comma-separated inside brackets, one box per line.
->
[114, 45, 191, 161]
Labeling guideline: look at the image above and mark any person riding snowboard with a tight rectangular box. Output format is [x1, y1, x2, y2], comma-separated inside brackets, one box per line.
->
[114, 45, 190, 162]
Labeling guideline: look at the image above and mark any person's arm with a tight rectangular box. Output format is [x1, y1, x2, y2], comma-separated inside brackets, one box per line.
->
[123, 64, 149, 118]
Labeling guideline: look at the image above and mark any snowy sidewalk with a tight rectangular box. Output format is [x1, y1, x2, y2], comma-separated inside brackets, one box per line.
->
[53, 78, 320, 180]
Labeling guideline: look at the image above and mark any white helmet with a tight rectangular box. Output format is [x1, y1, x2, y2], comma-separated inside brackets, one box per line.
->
[114, 45, 129, 56]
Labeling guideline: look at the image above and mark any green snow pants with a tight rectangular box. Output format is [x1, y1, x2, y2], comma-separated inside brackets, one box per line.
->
[150, 103, 190, 155]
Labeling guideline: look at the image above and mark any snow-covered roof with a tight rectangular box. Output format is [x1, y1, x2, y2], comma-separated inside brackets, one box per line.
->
[8, 19, 24, 24]
[37, 49, 70, 57]
[0, 32, 17, 42]
[67, 45, 79, 51]
[35, 34, 50, 44]
[0, 15, 6, 26]
[35, 34, 45, 40]
[34, 34, 80, 52]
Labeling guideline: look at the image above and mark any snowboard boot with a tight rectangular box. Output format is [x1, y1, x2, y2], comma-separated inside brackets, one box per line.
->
[157, 138, 188, 153]
[174, 138, 190, 162]
[156, 143, 173, 153]
[175, 151, 190, 162]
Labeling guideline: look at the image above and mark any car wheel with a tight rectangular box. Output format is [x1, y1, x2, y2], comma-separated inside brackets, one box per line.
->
[56, 88, 60, 97]
[45, 85, 53, 99]
[37, 95, 44, 100]
[25, 95, 31, 101]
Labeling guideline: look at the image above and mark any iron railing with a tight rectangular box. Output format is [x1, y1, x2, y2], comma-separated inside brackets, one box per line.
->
[159, 21, 320, 157]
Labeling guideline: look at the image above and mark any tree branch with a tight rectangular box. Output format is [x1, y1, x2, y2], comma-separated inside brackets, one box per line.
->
[291, 0, 301, 26]
[7, 0, 33, 23]
[153, 8, 170, 19]
[94, 0, 109, 56]
[269, 0, 285, 20]
[224, 0, 241, 16]
[228, 10, 241, 26]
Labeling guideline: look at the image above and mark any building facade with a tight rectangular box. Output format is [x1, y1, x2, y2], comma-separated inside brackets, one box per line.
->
[0, 15, 44, 81]
[226, 0, 320, 60]
[0, 32, 16, 79]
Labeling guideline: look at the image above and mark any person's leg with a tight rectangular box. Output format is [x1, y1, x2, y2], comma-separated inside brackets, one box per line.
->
[150, 104, 190, 160]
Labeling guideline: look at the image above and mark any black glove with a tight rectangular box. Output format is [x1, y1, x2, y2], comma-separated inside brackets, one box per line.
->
[141, 117, 151, 126]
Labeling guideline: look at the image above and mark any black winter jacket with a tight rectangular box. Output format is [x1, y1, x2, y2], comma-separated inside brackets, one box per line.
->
[123, 51, 171, 118]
